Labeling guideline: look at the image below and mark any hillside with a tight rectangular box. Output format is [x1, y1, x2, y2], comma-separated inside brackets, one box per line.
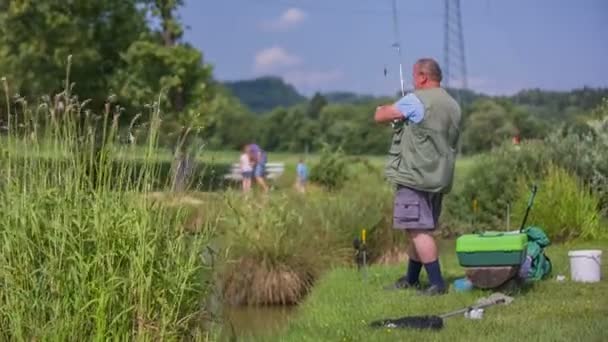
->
[223, 77, 306, 113]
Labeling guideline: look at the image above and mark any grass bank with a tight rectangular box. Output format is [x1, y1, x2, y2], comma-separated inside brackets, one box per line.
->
[259, 240, 608, 342]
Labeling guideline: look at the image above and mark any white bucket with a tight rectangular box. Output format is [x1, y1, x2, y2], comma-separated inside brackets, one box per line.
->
[568, 250, 602, 283]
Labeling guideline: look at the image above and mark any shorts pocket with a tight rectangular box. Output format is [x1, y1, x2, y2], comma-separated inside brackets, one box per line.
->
[394, 199, 420, 222]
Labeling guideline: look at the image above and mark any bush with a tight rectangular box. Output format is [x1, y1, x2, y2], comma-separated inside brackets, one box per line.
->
[444, 118, 608, 234]
[443, 141, 549, 231]
[545, 122, 608, 212]
[512, 165, 603, 241]
[309, 145, 349, 190]
[217, 174, 401, 306]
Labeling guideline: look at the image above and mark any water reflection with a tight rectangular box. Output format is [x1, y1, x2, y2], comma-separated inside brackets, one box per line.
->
[222, 305, 296, 339]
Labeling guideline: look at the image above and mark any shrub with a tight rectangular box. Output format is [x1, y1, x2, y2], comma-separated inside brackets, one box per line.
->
[545, 122, 608, 212]
[217, 174, 401, 306]
[444, 123, 608, 234]
[309, 145, 349, 190]
[512, 165, 603, 241]
[443, 141, 550, 231]
[219, 190, 352, 306]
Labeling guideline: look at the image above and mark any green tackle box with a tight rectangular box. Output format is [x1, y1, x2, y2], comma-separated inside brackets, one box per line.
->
[456, 231, 528, 267]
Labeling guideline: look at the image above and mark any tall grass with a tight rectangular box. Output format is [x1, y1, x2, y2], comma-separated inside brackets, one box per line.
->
[216, 166, 403, 306]
[513, 164, 603, 241]
[0, 64, 217, 340]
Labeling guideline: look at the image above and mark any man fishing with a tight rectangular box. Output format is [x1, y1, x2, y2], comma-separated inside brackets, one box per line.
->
[374, 58, 461, 296]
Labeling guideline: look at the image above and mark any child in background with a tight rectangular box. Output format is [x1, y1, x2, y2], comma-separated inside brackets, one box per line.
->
[240, 145, 252, 192]
[296, 158, 308, 193]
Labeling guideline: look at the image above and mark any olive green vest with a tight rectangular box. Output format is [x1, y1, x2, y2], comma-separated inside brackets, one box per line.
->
[385, 87, 461, 193]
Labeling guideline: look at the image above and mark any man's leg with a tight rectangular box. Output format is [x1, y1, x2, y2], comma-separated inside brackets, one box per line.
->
[385, 187, 425, 290]
[388, 186, 446, 294]
[410, 230, 446, 295]
[403, 239, 422, 285]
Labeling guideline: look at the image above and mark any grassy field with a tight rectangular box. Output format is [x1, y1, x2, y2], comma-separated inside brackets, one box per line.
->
[256, 240, 608, 342]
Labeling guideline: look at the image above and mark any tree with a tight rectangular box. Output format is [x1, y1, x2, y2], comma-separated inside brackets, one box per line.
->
[144, 0, 186, 111]
[111, 41, 213, 117]
[508, 106, 548, 140]
[306, 92, 327, 119]
[462, 100, 517, 154]
[0, 0, 147, 102]
[111, 0, 214, 118]
[196, 89, 256, 150]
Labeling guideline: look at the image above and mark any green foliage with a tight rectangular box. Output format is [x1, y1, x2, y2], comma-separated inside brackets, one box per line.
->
[590, 97, 608, 120]
[510, 88, 608, 122]
[322, 91, 378, 104]
[0, 0, 226, 150]
[444, 142, 550, 230]
[223, 77, 306, 113]
[309, 145, 349, 190]
[513, 165, 603, 241]
[444, 110, 608, 234]
[314, 100, 394, 154]
[306, 92, 328, 119]
[257, 106, 316, 152]
[0, 0, 147, 102]
[461, 99, 548, 154]
[194, 91, 255, 150]
[220, 84, 607, 156]
[545, 119, 608, 211]
[111, 40, 213, 115]
[462, 99, 517, 154]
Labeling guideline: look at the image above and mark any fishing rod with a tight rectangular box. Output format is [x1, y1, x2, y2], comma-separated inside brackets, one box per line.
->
[386, 0, 406, 129]
[391, 0, 406, 97]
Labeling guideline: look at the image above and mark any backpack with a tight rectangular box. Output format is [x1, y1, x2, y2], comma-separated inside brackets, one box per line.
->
[521, 226, 552, 282]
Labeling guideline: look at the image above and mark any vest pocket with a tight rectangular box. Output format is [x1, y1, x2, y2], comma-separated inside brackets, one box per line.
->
[413, 129, 442, 158]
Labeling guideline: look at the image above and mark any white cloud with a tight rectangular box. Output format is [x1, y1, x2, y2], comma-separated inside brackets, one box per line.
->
[262, 8, 307, 31]
[254, 46, 301, 73]
[283, 69, 344, 90]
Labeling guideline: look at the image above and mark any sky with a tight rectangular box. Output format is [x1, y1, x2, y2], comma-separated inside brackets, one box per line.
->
[179, 0, 608, 96]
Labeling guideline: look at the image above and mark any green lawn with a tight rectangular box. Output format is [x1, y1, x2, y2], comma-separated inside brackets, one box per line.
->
[254, 240, 607, 342]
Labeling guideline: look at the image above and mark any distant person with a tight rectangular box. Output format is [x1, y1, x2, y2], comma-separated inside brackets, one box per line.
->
[374, 58, 462, 296]
[248, 143, 269, 193]
[295, 158, 308, 193]
[239, 145, 253, 192]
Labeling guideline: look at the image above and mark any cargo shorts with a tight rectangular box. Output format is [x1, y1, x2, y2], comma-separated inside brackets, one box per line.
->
[393, 185, 443, 230]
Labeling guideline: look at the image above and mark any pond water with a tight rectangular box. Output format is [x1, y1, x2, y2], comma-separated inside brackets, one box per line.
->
[221, 305, 297, 339]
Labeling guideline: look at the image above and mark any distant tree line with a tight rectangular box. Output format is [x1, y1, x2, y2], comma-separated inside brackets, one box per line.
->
[220, 82, 608, 155]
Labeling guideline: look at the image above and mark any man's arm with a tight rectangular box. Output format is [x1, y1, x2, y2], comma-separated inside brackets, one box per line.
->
[374, 93, 425, 124]
[374, 105, 403, 123]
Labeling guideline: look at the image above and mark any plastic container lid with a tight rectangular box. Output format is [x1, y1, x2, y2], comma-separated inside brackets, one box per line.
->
[568, 250, 602, 257]
[456, 232, 527, 252]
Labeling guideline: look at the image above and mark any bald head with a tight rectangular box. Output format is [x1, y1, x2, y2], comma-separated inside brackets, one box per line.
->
[413, 58, 442, 89]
